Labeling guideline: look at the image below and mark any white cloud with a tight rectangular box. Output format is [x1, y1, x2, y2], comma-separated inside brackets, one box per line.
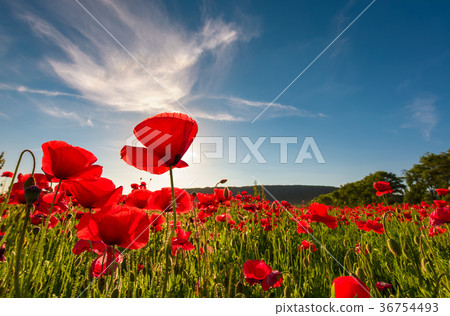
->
[0, 83, 79, 98]
[18, 1, 247, 118]
[12, 0, 320, 122]
[0, 112, 10, 119]
[401, 97, 438, 141]
[38, 104, 94, 127]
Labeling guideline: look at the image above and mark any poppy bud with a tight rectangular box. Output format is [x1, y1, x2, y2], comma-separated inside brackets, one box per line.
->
[387, 238, 402, 256]
[235, 281, 244, 294]
[32, 226, 40, 236]
[224, 187, 231, 199]
[129, 272, 136, 282]
[343, 239, 348, 248]
[219, 179, 227, 184]
[355, 267, 366, 283]
[25, 185, 41, 205]
[111, 288, 119, 298]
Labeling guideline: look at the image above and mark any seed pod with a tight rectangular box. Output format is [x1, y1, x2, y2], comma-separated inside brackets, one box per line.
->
[129, 272, 135, 282]
[387, 238, 402, 256]
[32, 226, 41, 236]
[111, 288, 119, 298]
[355, 267, 366, 283]
[235, 281, 244, 295]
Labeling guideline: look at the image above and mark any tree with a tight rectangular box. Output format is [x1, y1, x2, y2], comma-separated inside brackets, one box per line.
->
[314, 171, 405, 207]
[404, 150, 450, 203]
[0, 152, 4, 170]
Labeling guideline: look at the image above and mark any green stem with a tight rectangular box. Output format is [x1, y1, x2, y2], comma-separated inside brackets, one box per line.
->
[162, 166, 178, 297]
[382, 210, 401, 240]
[15, 203, 33, 297]
[433, 273, 450, 297]
[0, 150, 36, 221]
[43, 179, 62, 229]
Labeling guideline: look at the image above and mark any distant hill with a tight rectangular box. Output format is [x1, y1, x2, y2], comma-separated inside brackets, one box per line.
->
[186, 185, 338, 205]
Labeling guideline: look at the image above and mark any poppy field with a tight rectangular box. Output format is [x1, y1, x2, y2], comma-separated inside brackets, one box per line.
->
[1, 112, 450, 298]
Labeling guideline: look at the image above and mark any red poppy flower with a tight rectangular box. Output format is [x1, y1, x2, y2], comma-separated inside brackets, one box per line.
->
[243, 260, 283, 291]
[196, 193, 217, 206]
[435, 188, 449, 196]
[299, 240, 317, 252]
[124, 189, 153, 209]
[434, 200, 448, 208]
[120, 112, 198, 174]
[1, 171, 13, 178]
[215, 213, 231, 222]
[77, 205, 150, 249]
[309, 203, 337, 229]
[296, 220, 313, 234]
[72, 240, 107, 255]
[90, 246, 123, 278]
[149, 212, 166, 233]
[42, 141, 103, 181]
[429, 207, 450, 227]
[171, 227, 195, 255]
[356, 219, 384, 234]
[214, 188, 232, 202]
[30, 211, 59, 229]
[64, 177, 123, 209]
[375, 282, 392, 291]
[147, 187, 193, 214]
[373, 181, 393, 196]
[332, 276, 370, 298]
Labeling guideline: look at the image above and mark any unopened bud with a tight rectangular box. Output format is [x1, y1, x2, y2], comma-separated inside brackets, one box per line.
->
[32, 226, 41, 236]
[219, 179, 227, 184]
[224, 187, 231, 199]
[387, 238, 402, 256]
[24, 176, 41, 205]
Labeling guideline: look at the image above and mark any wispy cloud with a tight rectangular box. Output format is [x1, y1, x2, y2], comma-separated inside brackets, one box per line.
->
[0, 83, 80, 98]
[8, 0, 316, 122]
[15, 1, 252, 119]
[401, 97, 438, 141]
[182, 95, 318, 121]
[38, 104, 94, 127]
[0, 112, 10, 120]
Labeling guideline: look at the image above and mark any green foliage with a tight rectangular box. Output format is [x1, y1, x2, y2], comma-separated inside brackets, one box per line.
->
[1, 202, 449, 298]
[404, 150, 450, 203]
[314, 171, 405, 207]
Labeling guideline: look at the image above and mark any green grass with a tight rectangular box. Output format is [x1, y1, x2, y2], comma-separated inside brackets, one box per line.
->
[1, 202, 449, 298]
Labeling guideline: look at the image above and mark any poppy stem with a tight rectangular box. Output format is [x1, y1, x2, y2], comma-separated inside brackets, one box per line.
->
[14, 202, 33, 297]
[382, 211, 400, 240]
[0, 149, 35, 221]
[44, 179, 62, 229]
[162, 166, 177, 297]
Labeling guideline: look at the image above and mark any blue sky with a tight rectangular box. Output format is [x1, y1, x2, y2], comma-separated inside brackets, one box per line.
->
[0, 0, 449, 193]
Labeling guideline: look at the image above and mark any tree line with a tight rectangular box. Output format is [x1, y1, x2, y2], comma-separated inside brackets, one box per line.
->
[314, 149, 450, 206]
